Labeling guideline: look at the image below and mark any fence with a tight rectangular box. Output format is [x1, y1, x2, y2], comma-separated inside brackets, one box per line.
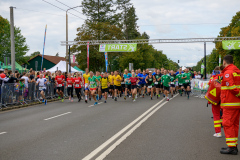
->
[191, 79, 209, 98]
[0, 82, 83, 109]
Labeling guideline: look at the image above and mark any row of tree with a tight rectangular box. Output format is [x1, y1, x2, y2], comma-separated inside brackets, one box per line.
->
[193, 11, 240, 73]
[71, 0, 179, 72]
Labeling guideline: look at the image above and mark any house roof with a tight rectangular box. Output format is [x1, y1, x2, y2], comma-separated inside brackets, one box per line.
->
[26, 54, 79, 68]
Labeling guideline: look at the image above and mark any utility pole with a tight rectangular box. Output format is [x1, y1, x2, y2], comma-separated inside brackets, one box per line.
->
[10, 6, 16, 75]
[204, 42, 207, 79]
[66, 6, 81, 73]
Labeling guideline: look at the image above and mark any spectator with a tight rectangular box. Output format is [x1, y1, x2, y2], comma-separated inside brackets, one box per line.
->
[198, 71, 203, 79]
[194, 72, 202, 79]
[7, 70, 18, 83]
[29, 70, 35, 82]
[21, 72, 30, 89]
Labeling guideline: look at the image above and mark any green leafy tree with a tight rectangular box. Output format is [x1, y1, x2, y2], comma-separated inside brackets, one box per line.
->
[215, 11, 240, 68]
[0, 16, 29, 64]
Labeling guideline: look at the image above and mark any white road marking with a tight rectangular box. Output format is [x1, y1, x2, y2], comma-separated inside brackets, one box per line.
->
[88, 102, 103, 107]
[44, 112, 72, 121]
[95, 94, 178, 160]
[0, 132, 7, 135]
[82, 97, 168, 160]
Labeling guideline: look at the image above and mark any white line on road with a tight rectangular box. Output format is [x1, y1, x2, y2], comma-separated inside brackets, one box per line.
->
[88, 102, 103, 107]
[95, 94, 178, 160]
[82, 97, 168, 160]
[0, 132, 7, 135]
[44, 112, 72, 121]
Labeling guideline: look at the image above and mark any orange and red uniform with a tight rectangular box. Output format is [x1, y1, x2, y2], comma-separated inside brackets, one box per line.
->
[220, 64, 240, 147]
[207, 74, 223, 133]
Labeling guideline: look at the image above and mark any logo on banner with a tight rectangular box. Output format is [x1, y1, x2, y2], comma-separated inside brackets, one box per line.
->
[100, 45, 106, 52]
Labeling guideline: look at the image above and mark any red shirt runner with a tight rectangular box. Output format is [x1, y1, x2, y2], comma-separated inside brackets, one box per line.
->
[66, 78, 74, 87]
[129, 77, 138, 85]
[56, 75, 65, 87]
[74, 77, 82, 88]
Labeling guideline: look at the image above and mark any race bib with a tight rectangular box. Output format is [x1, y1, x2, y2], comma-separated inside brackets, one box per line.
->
[185, 80, 189, 83]
[68, 85, 72, 87]
[90, 81, 95, 84]
[179, 83, 183, 85]
[75, 84, 80, 87]
[155, 82, 158, 85]
[39, 86, 44, 90]
[121, 82, 125, 84]
[170, 82, 174, 84]
[148, 86, 152, 88]
[58, 84, 62, 87]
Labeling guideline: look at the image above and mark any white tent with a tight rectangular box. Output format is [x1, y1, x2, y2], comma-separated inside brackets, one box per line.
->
[46, 60, 81, 73]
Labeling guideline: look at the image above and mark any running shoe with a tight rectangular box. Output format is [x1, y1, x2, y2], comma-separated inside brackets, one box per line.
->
[151, 97, 152, 100]
[163, 94, 165, 97]
[104, 101, 107, 103]
[133, 99, 136, 102]
[158, 94, 160, 98]
[42, 99, 45, 103]
[69, 97, 71, 101]
[213, 132, 222, 138]
[115, 97, 117, 101]
[78, 98, 81, 102]
[58, 96, 61, 99]
[89, 97, 91, 101]
[124, 96, 126, 100]
[142, 94, 144, 98]
[85, 99, 88, 103]
[188, 95, 189, 99]
[45, 99, 47, 105]
[71, 98, 73, 102]
[94, 102, 98, 105]
[167, 98, 169, 101]
[96, 95, 99, 101]
[62, 99, 64, 102]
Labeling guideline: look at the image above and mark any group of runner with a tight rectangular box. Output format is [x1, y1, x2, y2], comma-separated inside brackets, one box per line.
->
[81, 67, 193, 105]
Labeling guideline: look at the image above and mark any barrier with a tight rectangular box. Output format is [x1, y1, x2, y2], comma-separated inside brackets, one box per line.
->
[0, 82, 82, 109]
[191, 79, 209, 98]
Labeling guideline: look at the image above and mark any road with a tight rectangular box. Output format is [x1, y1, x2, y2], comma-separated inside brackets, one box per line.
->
[0, 94, 239, 160]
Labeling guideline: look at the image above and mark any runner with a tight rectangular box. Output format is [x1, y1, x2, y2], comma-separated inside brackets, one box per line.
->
[83, 68, 90, 103]
[123, 69, 132, 100]
[160, 68, 165, 96]
[129, 72, 139, 102]
[176, 68, 185, 96]
[141, 70, 147, 98]
[182, 68, 192, 99]
[96, 71, 102, 101]
[36, 74, 47, 105]
[169, 70, 176, 97]
[108, 72, 114, 99]
[145, 71, 156, 100]
[88, 71, 99, 105]
[100, 72, 110, 103]
[66, 73, 74, 102]
[55, 70, 65, 102]
[155, 69, 162, 99]
[137, 69, 143, 97]
[121, 73, 125, 97]
[112, 71, 122, 101]
[74, 73, 82, 102]
[161, 69, 171, 101]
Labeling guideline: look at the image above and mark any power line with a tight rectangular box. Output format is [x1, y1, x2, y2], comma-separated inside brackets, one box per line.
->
[139, 23, 229, 26]
[42, 0, 85, 20]
[16, 7, 80, 19]
[55, 0, 82, 14]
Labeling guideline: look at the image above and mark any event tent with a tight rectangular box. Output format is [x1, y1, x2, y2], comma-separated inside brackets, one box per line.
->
[46, 60, 80, 73]
[0, 61, 29, 73]
[73, 66, 85, 74]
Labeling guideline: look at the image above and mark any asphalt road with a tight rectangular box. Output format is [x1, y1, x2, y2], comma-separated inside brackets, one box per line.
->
[0, 94, 239, 160]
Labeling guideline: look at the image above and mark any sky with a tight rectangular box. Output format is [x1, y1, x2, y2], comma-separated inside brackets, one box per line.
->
[0, 0, 240, 67]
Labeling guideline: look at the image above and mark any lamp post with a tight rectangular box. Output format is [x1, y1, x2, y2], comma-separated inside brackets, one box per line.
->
[66, 6, 82, 73]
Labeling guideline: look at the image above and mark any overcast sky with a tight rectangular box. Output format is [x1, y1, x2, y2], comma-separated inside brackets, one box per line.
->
[1, 0, 240, 67]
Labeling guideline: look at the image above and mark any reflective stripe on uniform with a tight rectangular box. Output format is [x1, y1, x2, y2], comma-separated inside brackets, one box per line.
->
[214, 124, 221, 128]
[214, 120, 221, 123]
[233, 73, 240, 77]
[227, 143, 236, 147]
[221, 85, 240, 90]
[221, 103, 240, 107]
[236, 91, 240, 97]
[226, 138, 236, 141]
[220, 119, 223, 123]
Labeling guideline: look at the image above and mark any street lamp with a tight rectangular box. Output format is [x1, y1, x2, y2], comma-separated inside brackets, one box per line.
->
[66, 6, 82, 73]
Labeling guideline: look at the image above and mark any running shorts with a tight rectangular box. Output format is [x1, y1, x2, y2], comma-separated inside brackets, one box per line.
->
[131, 85, 137, 89]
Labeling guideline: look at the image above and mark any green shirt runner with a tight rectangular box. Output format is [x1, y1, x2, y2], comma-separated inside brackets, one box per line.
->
[176, 74, 185, 85]
[183, 72, 191, 84]
[161, 74, 170, 87]
[88, 76, 98, 89]
[169, 74, 176, 85]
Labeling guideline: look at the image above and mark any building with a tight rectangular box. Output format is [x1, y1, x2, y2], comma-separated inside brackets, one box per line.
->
[23, 54, 79, 71]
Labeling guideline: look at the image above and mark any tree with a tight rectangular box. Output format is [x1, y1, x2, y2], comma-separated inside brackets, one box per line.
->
[0, 16, 29, 64]
[55, 52, 59, 57]
[82, 0, 116, 24]
[215, 11, 240, 68]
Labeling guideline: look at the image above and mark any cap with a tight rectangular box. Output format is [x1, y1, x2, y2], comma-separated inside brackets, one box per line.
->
[149, 71, 152, 73]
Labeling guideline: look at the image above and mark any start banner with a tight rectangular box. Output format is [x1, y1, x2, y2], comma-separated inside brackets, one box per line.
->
[99, 43, 137, 52]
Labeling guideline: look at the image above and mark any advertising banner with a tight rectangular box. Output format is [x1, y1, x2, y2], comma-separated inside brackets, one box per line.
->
[99, 43, 137, 52]
[222, 40, 240, 50]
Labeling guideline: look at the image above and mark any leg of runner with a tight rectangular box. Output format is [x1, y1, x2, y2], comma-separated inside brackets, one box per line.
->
[114, 87, 118, 101]
[67, 87, 71, 100]
[131, 89, 135, 101]
[187, 85, 191, 99]
[151, 87, 154, 100]
[170, 86, 173, 97]
[85, 84, 88, 103]
[156, 86, 159, 99]
[104, 90, 108, 103]
[91, 90, 97, 105]
[124, 86, 128, 100]
[70, 87, 73, 102]
[165, 88, 169, 101]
